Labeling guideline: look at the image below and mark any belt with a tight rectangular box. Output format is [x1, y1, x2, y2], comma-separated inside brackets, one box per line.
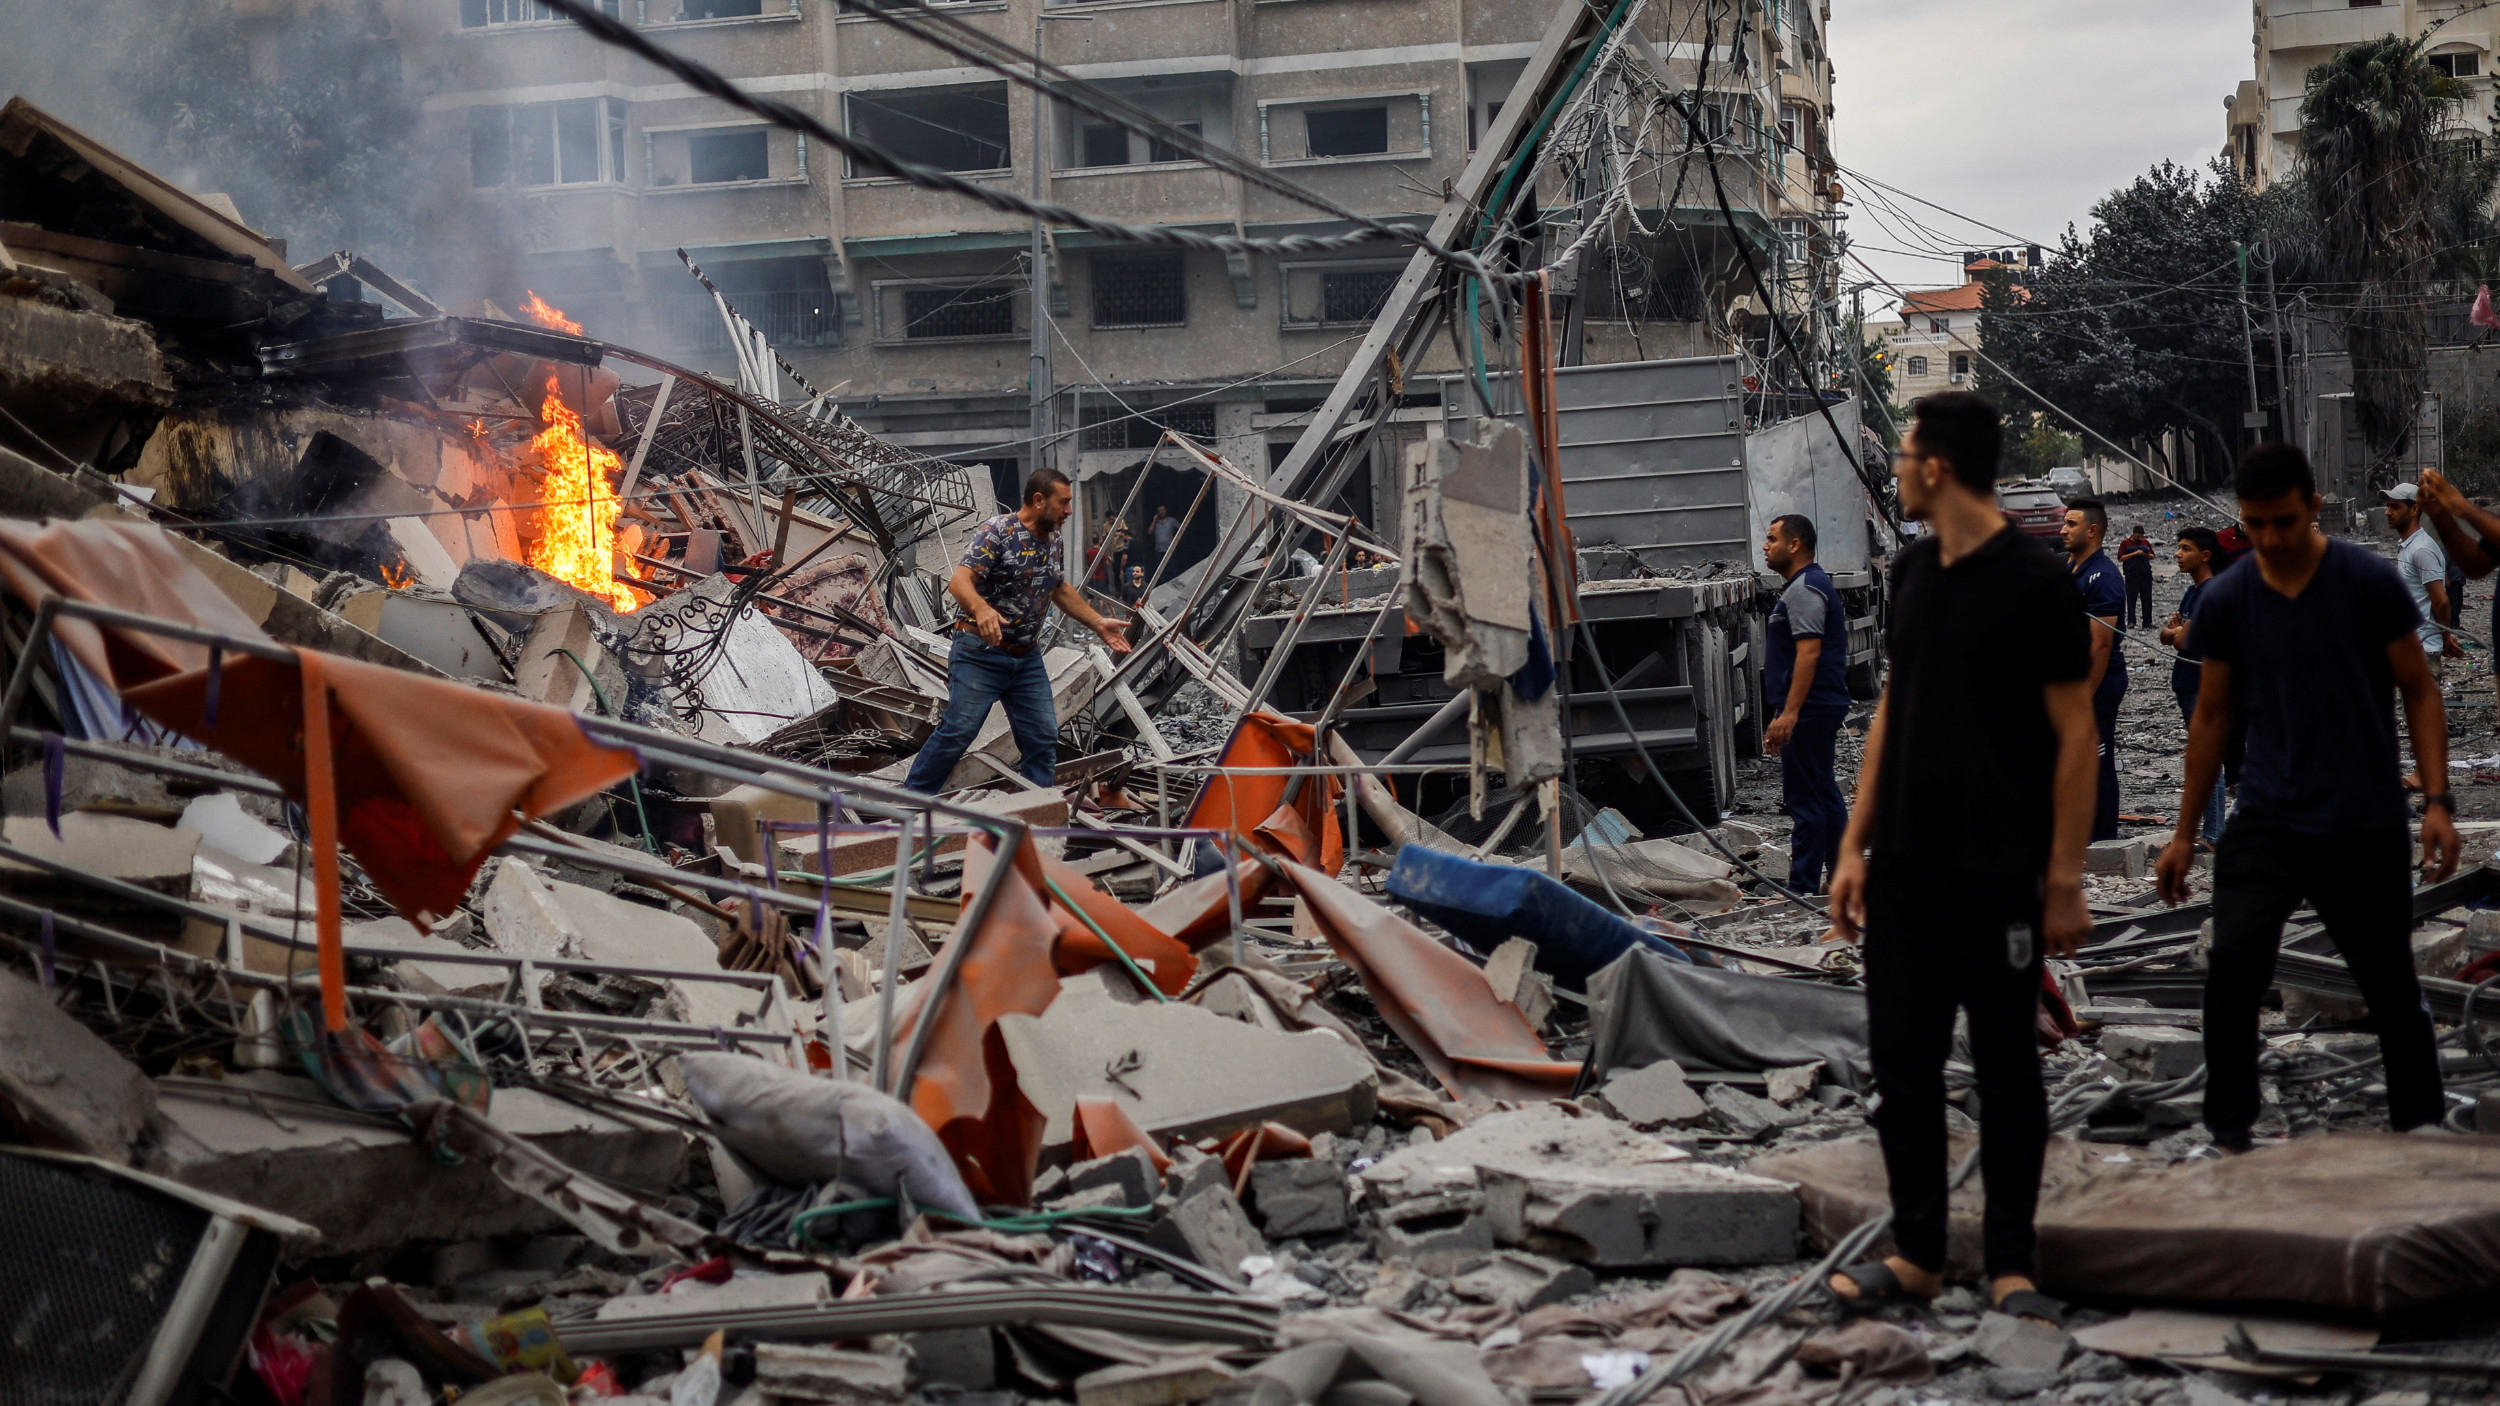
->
[954, 619, 1033, 657]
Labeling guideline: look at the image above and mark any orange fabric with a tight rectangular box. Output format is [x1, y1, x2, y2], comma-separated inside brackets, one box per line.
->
[1181, 710, 1342, 873]
[885, 836, 1063, 1206]
[0, 519, 640, 924]
[1072, 1097, 1171, 1173]
[1283, 859, 1579, 1104]
[1039, 851, 1197, 996]
[1216, 1122, 1311, 1183]
[1133, 859, 1273, 952]
[299, 651, 347, 1031]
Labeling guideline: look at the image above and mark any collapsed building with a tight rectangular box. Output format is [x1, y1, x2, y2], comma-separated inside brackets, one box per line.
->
[8, 22, 2500, 1406]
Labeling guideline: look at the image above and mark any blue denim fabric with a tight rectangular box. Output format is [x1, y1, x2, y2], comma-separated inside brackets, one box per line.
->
[903, 630, 1059, 791]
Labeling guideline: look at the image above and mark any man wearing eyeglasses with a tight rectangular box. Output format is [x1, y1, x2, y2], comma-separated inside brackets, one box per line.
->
[2154, 445, 2454, 1153]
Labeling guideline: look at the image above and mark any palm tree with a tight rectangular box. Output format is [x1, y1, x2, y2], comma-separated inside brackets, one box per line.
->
[2299, 34, 2466, 474]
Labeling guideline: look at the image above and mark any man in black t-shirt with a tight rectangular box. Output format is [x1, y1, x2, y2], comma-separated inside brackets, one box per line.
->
[2155, 445, 2455, 1152]
[1823, 393, 2099, 1328]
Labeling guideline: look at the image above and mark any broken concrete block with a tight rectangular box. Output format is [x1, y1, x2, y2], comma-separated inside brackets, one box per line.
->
[2, 747, 197, 822]
[2101, 1026, 2201, 1083]
[2467, 908, 2500, 954]
[514, 604, 625, 714]
[903, 1327, 996, 1391]
[480, 860, 579, 960]
[1968, 1311, 2071, 1372]
[2413, 923, 2469, 980]
[1449, 1249, 1594, 1311]
[999, 985, 1376, 1150]
[177, 791, 289, 865]
[347, 916, 506, 999]
[2083, 838, 2146, 878]
[1983, 1366, 2061, 1398]
[149, 1071, 684, 1255]
[1598, 1060, 1708, 1128]
[709, 782, 823, 867]
[1148, 1182, 1267, 1280]
[1248, 1158, 1348, 1237]
[1481, 1158, 1799, 1268]
[752, 1343, 910, 1403]
[1074, 1356, 1238, 1406]
[348, 589, 500, 679]
[1703, 1082, 1807, 1140]
[1481, 937, 1557, 1033]
[0, 966, 159, 1163]
[1764, 1063, 1822, 1105]
[1370, 1191, 1494, 1274]
[1055, 1147, 1162, 1210]
[0, 812, 198, 895]
[596, 1271, 832, 1320]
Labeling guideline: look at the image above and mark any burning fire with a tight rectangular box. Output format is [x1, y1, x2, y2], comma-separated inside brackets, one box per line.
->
[527, 375, 642, 612]
[521, 290, 583, 335]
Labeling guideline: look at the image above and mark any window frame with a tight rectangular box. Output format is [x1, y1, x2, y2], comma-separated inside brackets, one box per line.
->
[1255, 90, 1433, 166]
[1089, 251, 1189, 330]
[1277, 258, 1407, 329]
[843, 84, 1015, 180]
[468, 96, 630, 190]
[870, 275, 1029, 344]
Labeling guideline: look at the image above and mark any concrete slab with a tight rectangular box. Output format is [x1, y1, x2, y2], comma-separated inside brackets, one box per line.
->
[1146, 1182, 1266, 1280]
[752, 1343, 910, 1403]
[0, 812, 197, 894]
[178, 792, 289, 865]
[1362, 1105, 1794, 1267]
[2101, 1026, 2201, 1083]
[596, 1272, 832, 1320]
[1450, 1249, 1595, 1312]
[1598, 1060, 1708, 1128]
[1000, 985, 1376, 1150]
[480, 860, 579, 960]
[1249, 1158, 1349, 1237]
[346, 916, 507, 999]
[148, 1071, 685, 1255]
[514, 605, 624, 713]
[0, 967, 159, 1162]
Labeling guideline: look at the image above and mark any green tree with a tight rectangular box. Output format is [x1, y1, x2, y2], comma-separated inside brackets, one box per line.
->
[2299, 34, 2466, 471]
[1850, 317, 1898, 444]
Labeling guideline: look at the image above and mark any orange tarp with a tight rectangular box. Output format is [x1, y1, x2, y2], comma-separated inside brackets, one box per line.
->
[1039, 850, 1199, 997]
[1284, 859, 1580, 1104]
[1135, 859, 1273, 952]
[1182, 710, 1342, 874]
[0, 519, 641, 1024]
[885, 835, 1063, 1207]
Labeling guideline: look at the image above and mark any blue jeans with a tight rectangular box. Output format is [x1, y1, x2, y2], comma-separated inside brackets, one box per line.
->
[1781, 707, 1848, 891]
[903, 631, 1058, 792]
[2174, 686, 2230, 842]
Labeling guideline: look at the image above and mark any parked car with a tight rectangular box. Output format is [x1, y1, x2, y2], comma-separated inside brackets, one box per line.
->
[1998, 479, 2069, 543]
[2046, 466, 2092, 500]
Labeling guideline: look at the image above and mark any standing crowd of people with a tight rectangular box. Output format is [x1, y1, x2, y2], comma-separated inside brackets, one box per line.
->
[1763, 392, 2460, 1325]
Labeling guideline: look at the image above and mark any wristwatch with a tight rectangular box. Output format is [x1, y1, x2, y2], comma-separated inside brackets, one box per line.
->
[2423, 793, 2456, 812]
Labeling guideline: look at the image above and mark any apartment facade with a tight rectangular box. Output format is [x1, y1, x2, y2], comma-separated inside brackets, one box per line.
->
[2226, 0, 2495, 190]
[398, 0, 1841, 569]
[1867, 250, 2034, 406]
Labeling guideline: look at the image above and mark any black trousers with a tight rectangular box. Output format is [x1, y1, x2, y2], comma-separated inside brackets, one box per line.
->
[2090, 678, 2124, 842]
[2123, 572, 2155, 628]
[2204, 817, 2444, 1145]
[1864, 858, 2050, 1280]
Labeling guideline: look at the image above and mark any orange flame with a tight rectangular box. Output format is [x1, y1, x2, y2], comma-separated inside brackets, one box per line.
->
[526, 377, 642, 612]
[521, 290, 583, 335]
[379, 559, 413, 591]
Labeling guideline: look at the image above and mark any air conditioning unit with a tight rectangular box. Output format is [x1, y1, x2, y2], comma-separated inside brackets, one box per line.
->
[0, 1148, 314, 1405]
[1950, 373, 1968, 384]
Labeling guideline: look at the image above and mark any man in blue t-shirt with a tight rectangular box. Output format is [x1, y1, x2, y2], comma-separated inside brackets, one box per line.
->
[2154, 444, 2455, 1153]
[1762, 513, 1852, 891]
[2062, 498, 2128, 841]
[2158, 526, 2232, 843]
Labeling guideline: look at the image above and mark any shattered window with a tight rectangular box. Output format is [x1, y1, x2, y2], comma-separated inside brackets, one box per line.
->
[1320, 268, 1398, 324]
[1081, 402, 1216, 451]
[845, 86, 1011, 175]
[1305, 106, 1388, 158]
[1148, 121, 1202, 164]
[689, 129, 771, 183]
[1080, 125, 1129, 168]
[1091, 253, 1186, 329]
[472, 99, 625, 187]
[459, 0, 618, 25]
[902, 284, 1018, 339]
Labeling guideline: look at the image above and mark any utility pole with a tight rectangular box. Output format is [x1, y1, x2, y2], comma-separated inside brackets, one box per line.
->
[2235, 242, 2263, 449]
[2259, 240, 2289, 445]
[1030, 10, 1089, 573]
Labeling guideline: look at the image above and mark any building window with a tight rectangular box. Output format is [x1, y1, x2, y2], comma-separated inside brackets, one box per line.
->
[1306, 106, 1389, 157]
[461, 0, 619, 26]
[904, 285, 1016, 339]
[1092, 253, 1187, 329]
[676, 0, 763, 15]
[1082, 402, 1216, 451]
[1907, 356, 1928, 377]
[1590, 246, 1701, 322]
[688, 129, 771, 183]
[1321, 268, 1398, 323]
[1148, 122, 1202, 164]
[1927, 317, 1945, 333]
[658, 256, 842, 351]
[470, 99, 627, 187]
[1080, 126, 1129, 168]
[1951, 353, 1971, 378]
[2431, 50, 2482, 78]
[846, 85, 1010, 175]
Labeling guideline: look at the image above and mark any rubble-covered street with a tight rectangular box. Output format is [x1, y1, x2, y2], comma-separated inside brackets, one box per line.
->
[13, 9, 2500, 1406]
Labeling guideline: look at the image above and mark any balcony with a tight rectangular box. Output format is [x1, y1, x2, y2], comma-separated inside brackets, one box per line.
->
[2270, 5, 2400, 53]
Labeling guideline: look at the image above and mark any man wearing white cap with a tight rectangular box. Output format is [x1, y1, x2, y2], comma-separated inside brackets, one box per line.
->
[2386, 483, 2458, 682]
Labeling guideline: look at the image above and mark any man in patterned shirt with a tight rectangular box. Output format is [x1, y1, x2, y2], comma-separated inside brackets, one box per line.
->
[904, 468, 1132, 791]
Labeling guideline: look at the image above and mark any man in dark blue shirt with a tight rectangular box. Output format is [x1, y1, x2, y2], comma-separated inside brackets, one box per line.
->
[2062, 498, 2128, 841]
[2155, 444, 2455, 1153]
[2158, 527, 2231, 842]
[1762, 513, 1852, 891]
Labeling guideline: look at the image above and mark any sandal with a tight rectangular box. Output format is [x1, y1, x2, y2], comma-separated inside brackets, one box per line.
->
[1827, 1261, 1933, 1314]
[1993, 1287, 2067, 1327]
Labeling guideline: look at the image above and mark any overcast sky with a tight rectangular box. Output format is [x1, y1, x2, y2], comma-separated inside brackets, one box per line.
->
[1828, 0, 2254, 319]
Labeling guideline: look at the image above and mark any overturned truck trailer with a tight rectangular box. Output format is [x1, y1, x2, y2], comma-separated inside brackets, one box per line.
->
[1240, 354, 1883, 830]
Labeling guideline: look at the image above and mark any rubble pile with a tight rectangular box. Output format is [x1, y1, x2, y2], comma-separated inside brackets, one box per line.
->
[13, 102, 2500, 1406]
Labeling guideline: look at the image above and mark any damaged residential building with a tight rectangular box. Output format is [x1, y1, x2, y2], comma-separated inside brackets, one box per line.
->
[403, 0, 1847, 571]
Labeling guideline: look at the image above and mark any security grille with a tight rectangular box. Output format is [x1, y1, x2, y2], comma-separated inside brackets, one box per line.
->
[1321, 269, 1399, 325]
[1092, 254, 1187, 329]
[902, 284, 1016, 339]
[1082, 402, 1217, 451]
